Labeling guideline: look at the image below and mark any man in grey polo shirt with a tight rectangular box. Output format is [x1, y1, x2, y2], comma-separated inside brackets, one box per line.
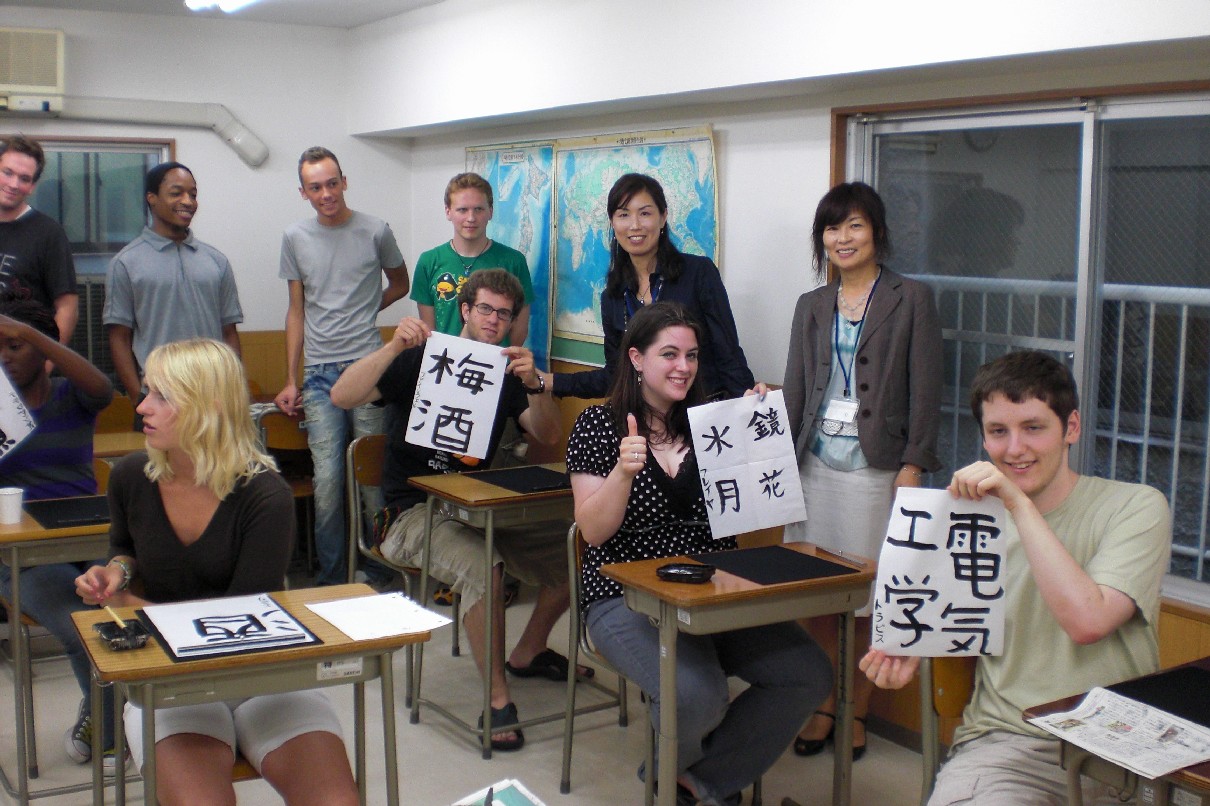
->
[103, 162, 244, 402]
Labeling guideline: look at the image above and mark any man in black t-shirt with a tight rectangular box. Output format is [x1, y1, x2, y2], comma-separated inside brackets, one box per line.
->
[0, 135, 78, 343]
[332, 269, 581, 752]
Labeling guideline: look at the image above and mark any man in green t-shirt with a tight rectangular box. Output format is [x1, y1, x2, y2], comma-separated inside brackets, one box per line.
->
[409, 173, 534, 346]
[862, 351, 1171, 805]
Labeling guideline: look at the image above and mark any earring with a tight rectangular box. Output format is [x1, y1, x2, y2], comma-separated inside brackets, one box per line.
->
[634, 367, 643, 384]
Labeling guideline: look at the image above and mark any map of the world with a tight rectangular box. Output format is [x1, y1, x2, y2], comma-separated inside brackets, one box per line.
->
[469, 126, 717, 366]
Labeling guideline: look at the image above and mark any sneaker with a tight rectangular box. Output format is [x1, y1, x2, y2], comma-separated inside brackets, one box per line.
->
[64, 700, 92, 764]
[102, 748, 131, 777]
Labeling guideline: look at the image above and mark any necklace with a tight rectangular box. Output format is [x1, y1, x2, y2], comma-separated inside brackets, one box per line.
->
[450, 239, 491, 272]
[837, 269, 881, 320]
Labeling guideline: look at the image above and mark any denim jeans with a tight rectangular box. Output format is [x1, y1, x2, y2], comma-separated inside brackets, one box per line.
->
[302, 361, 385, 585]
[0, 561, 115, 745]
[586, 596, 830, 806]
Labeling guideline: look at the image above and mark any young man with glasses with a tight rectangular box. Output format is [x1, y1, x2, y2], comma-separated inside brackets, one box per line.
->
[332, 269, 586, 753]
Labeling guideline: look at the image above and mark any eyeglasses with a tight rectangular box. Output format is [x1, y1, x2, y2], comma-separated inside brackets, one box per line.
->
[471, 302, 515, 322]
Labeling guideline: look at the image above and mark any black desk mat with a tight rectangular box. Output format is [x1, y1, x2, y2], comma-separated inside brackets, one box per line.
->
[688, 544, 855, 586]
[1108, 665, 1210, 728]
[466, 465, 570, 494]
[23, 495, 110, 529]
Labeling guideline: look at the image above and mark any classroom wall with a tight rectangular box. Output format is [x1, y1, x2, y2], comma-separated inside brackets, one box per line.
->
[400, 47, 1210, 385]
[347, 0, 1210, 136]
[3, 5, 415, 333]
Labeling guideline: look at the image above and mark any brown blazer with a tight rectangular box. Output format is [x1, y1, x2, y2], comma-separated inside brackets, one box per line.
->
[783, 267, 943, 472]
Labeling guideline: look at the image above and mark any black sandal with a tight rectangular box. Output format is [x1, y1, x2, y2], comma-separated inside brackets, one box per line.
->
[793, 710, 835, 756]
[853, 715, 867, 761]
[477, 702, 525, 751]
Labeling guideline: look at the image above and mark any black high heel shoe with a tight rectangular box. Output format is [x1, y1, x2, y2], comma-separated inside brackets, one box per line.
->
[792, 710, 835, 756]
[852, 715, 868, 761]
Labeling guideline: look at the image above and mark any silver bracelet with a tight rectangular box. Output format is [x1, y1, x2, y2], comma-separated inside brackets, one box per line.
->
[900, 465, 923, 478]
[108, 558, 133, 592]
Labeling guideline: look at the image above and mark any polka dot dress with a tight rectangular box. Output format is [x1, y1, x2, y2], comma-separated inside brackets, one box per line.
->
[567, 405, 737, 605]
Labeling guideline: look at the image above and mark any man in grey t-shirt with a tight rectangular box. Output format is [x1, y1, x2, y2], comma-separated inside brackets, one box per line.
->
[104, 161, 244, 402]
[274, 146, 408, 585]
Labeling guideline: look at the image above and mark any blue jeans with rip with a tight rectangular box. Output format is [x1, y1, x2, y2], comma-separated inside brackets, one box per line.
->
[586, 596, 830, 806]
[302, 361, 385, 586]
[0, 561, 115, 746]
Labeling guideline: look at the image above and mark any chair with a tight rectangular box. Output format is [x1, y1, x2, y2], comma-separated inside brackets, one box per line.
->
[94, 395, 136, 434]
[93, 457, 111, 495]
[257, 410, 316, 572]
[344, 435, 461, 698]
[561, 523, 765, 804]
[919, 655, 977, 805]
[560, 523, 637, 798]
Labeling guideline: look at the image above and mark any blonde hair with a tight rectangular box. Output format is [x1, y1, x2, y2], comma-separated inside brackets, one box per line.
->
[142, 339, 276, 499]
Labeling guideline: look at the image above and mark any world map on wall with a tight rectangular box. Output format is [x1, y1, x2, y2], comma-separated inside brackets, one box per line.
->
[470, 127, 717, 366]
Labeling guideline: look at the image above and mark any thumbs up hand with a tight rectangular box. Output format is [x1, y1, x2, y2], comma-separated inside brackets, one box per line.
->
[618, 413, 647, 477]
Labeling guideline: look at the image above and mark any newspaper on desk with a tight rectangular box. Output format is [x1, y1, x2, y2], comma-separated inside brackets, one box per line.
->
[1028, 686, 1210, 779]
[307, 592, 452, 641]
[140, 593, 317, 660]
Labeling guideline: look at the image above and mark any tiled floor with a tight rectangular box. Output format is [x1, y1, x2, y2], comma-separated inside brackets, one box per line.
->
[0, 590, 926, 805]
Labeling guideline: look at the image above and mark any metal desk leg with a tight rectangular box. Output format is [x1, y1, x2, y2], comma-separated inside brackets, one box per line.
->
[8, 546, 29, 804]
[380, 653, 400, 806]
[142, 685, 157, 806]
[355, 678, 367, 806]
[833, 612, 854, 806]
[114, 684, 127, 806]
[656, 601, 678, 806]
[90, 673, 103, 806]
[480, 510, 495, 760]
[410, 496, 436, 725]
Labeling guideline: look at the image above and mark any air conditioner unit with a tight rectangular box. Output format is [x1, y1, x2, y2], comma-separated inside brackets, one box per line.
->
[0, 27, 65, 96]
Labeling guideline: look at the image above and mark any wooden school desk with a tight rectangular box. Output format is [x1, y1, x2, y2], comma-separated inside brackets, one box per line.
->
[600, 543, 876, 806]
[406, 463, 576, 758]
[72, 583, 430, 806]
[0, 507, 110, 802]
[1022, 656, 1210, 806]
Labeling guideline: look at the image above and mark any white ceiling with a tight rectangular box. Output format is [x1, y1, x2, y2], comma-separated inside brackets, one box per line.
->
[4, 0, 441, 30]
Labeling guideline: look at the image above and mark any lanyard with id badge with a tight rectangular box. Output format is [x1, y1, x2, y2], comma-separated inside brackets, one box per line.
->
[820, 273, 881, 438]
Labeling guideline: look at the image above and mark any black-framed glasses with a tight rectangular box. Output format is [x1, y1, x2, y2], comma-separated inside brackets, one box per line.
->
[471, 302, 515, 322]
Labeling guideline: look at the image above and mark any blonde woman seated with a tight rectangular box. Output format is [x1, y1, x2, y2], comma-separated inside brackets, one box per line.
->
[76, 339, 357, 806]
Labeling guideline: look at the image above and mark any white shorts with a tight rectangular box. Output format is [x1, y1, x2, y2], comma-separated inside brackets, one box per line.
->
[123, 690, 344, 772]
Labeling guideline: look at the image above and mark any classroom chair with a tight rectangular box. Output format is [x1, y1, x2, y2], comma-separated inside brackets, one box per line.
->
[344, 434, 461, 702]
[919, 655, 977, 805]
[256, 410, 316, 572]
[559, 524, 763, 805]
[560, 524, 635, 798]
[94, 394, 136, 434]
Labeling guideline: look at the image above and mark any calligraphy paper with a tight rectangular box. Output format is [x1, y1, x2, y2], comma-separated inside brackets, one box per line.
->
[871, 487, 1008, 657]
[0, 367, 34, 462]
[687, 390, 806, 539]
[140, 592, 317, 661]
[405, 332, 507, 461]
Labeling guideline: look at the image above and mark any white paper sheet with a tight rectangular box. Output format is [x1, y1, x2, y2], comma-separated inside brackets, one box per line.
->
[0, 367, 35, 461]
[687, 390, 806, 539]
[141, 592, 314, 659]
[870, 487, 1008, 657]
[307, 592, 453, 641]
[405, 332, 507, 461]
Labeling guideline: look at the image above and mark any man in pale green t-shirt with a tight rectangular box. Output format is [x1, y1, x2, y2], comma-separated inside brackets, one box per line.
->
[409, 172, 533, 347]
[862, 351, 1171, 806]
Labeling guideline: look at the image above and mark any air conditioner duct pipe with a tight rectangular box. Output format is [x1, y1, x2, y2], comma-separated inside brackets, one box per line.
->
[48, 96, 268, 167]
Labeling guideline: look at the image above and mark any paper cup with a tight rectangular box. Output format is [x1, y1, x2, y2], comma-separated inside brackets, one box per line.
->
[0, 487, 23, 525]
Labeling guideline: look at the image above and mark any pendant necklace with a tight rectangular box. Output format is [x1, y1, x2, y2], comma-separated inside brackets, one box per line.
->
[451, 239, 491, 272]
